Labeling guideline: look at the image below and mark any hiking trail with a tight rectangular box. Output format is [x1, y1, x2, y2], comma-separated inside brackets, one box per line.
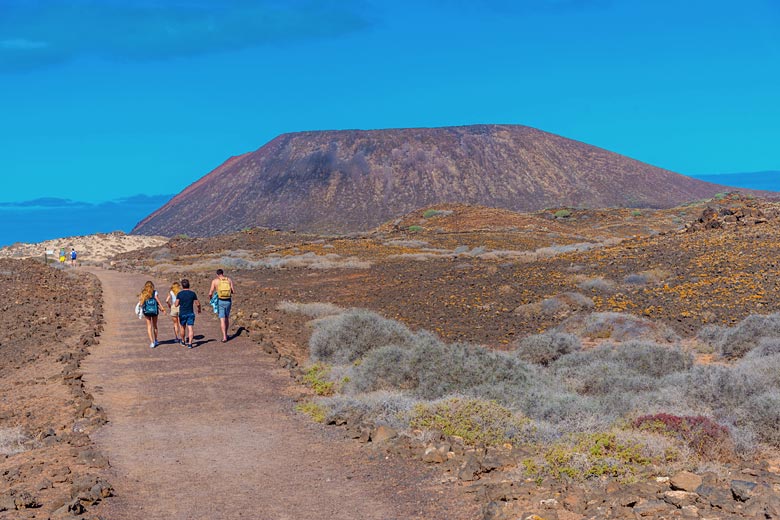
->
[81, 268, 477, 520]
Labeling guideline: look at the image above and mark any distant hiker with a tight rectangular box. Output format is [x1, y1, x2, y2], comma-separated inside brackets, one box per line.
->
[208, 269, 235, 343]
[165, 281, 183, 345]
[174, 278, 201, 349]
[139, 280, 166, 348]
[70, 248, 77, 266]
[59, 247, 66, 264]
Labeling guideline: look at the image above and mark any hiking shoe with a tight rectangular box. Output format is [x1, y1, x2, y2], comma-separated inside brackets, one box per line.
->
[150, 342, 156, 349]
[154, 340, 159, 347]
[187, 343, 193, 349]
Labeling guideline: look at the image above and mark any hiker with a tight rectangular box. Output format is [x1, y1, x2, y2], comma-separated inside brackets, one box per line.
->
[208, 269, 235, 342]
[174, 278, 201, 349]
[70, 248, 77, 266]
[59, 247, 66, 264]
[139, 281, 166, 348]
[165, 281, 183, 345]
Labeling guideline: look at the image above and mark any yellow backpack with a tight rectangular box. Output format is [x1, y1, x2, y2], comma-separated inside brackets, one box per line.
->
[217, 278, 232, 299]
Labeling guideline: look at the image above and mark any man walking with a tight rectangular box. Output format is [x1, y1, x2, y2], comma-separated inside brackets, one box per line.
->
[174, 279, 201, 349]
[208, 269, 235, 343]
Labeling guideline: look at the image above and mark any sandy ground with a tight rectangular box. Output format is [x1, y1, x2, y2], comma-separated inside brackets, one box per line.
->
[81, 268, 478, 520]
[0, 232, 168, 263]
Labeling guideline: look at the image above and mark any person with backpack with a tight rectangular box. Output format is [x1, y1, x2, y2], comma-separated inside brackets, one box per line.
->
[139, 281, 166, 348]
[208, 269, 235, 343]
[70, 248, 77, 266]
[173, 278, 201, 349]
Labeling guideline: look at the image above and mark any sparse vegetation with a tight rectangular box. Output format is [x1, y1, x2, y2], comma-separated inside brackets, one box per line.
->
[407, 225, 424, 232]
[633, 413, 734, 459]
[277, 300, 343, 318]
[423, 209, 452, 219]
[553, 209, 572, 219]
[527, 432, 653, 482]
[0, 427, 27, 456]
[410, 398, 529, 446]
[515, 332, 581, 366]
[295, 401, 328, 423]
[303, 363, 336, 396]
[309, 309, 418, 364]
[698, 313, 780, 359]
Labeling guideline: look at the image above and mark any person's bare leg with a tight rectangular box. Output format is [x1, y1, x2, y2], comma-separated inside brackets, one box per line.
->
[146, 317, 155, 343]
[220, 317, 228, 342]
[172, 317, 180, 341]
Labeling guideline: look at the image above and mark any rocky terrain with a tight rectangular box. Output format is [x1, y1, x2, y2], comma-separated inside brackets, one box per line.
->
[0, 232, 169, 264]
[110, 193, 780, 518]
[0, 259, 109, 518]
[131, 124, 752, 237]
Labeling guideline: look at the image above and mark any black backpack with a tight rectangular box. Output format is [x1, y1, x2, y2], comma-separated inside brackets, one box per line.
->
[142, 297, 159, 316]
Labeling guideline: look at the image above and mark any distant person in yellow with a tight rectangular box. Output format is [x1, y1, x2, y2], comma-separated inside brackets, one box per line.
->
[59, 247, 66, 264]
[208, 269, 235, 343]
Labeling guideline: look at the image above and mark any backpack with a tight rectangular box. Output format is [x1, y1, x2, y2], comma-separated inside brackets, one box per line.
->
[217, 278, 232, 299]
[142, 296, 159, 316]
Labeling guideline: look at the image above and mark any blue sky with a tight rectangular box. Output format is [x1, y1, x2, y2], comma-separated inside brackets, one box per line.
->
[1, 0, 778, 205]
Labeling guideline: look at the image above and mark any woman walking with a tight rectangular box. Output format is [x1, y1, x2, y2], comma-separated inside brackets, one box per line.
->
[139, 281, 166, 348]
[165, 281, 184, 345]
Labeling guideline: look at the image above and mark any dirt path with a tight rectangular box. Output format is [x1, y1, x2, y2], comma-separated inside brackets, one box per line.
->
[81, 269, 478, 520]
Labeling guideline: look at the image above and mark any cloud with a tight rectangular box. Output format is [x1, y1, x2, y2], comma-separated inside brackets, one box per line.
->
[0, 0, 371, 72]
[0, 197, 90, 208]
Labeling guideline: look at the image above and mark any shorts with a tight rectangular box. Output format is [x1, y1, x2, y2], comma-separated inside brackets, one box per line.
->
[217, 299, 232, 319]
[179, 313, 195, 327]
[170, 306, 180, 317]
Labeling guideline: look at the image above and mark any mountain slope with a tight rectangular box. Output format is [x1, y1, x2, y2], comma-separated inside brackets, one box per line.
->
[132, 125, 742, 236]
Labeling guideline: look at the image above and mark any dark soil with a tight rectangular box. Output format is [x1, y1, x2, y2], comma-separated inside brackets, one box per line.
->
[0, 259, 106, 518]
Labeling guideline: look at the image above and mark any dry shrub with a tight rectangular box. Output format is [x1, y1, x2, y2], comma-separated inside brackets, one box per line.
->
[0, 427, 27, 456]
[555, 312, 679, 343]
[309, 309, 418, 364]
[623, 268, 670, 286]
[349, 335, 532, 401]
[699, 313, 780, 359]
[514, 292, 593, 320]
[576, 276, 617, 293]
[277, 300, 343, 318]
[516, 332, 581, 366]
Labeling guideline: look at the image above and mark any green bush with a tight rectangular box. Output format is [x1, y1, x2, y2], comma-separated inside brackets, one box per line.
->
[630, 210, 642, 217]
[530, 432, 652, 481]
[295, 401, 328, 423]
[407, 225, 424, 232]
[553, 209, 572, 219]
[303, 363, 335, 396]
[410, 398, 529, 446]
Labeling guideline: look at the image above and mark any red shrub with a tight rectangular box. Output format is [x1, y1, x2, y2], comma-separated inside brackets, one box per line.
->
[633, 413, 734, 460]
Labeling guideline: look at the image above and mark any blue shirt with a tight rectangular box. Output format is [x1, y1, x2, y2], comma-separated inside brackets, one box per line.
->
[176, 290, 198, 315]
